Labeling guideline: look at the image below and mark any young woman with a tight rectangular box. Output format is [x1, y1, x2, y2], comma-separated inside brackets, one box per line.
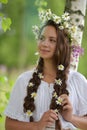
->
[5, 9, 87, 130]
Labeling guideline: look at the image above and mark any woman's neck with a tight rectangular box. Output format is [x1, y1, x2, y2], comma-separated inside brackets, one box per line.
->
[43, 59, 57, 83]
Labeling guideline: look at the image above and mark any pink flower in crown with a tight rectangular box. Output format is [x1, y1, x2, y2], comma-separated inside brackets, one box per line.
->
[71, 45, 84, 61]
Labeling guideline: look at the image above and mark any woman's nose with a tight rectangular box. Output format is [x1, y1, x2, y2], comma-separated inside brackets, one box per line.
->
[42, 39, 49, 46]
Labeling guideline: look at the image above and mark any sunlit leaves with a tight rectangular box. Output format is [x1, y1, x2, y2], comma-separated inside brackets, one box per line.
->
[0, 75, 8, 83]
[0, 75, 11, 118]
[0, 0, 8, 4]
[2, 17, 12, 32]
[0, 0, 12, 32]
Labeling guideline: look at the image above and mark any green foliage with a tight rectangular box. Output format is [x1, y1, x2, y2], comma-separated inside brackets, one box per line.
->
[0, 76, 9, 116]
[35, 0, 47, 11]
[0, 2, 12, 129]
[2, 17, 12, 32]
[0, 72, 15, 130]
[0, 75, 8, 83]
[0, 0, 12, 122]
[35, 0, 47, 7]
[0, 12, 4, 17]
[0, 0, 12, 32]
[0, 0, 8, 4]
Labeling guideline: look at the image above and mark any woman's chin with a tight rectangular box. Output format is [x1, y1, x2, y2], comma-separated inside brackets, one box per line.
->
[40, 55, 52, 60]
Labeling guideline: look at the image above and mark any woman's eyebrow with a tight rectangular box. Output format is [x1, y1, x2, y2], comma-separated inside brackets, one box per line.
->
[40, 35, 57, 39]
[49, 36, 57, 39]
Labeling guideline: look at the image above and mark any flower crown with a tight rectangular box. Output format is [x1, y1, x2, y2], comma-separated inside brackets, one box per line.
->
[32, 9, 76, 39]
[32, 9, 84, 61]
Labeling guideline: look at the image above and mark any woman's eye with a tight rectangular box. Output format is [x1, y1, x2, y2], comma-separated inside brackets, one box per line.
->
[50, 39, 56, 43]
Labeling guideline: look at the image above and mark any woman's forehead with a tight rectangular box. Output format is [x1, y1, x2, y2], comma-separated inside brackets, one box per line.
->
[41, 26, 57, 38]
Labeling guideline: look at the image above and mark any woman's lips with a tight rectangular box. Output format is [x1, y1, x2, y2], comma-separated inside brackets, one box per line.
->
[40, 49, 50, 53]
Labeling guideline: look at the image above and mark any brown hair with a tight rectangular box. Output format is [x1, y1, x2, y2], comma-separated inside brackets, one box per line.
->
[23, 20, 71, 129]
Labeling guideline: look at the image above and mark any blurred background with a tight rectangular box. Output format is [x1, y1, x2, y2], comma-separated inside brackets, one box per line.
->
[0, 0, 87, 130]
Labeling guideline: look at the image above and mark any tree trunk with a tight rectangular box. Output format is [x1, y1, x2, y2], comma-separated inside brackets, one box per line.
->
[64, 0, 87, 71]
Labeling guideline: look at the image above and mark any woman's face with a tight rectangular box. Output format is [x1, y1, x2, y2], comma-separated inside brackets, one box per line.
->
[37, 26, 57, 60]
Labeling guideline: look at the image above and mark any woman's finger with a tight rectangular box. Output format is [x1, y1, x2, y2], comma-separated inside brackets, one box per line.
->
[63, 104, 72, 110]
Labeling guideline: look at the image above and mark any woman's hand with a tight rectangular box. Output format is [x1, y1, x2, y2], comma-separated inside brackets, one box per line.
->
[60, 94, 73, 122]
[37, 109, 58, 130]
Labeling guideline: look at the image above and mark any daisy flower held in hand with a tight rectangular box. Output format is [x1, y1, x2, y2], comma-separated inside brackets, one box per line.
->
[54, 109, 59, 114]
[56, 97, 63, 105]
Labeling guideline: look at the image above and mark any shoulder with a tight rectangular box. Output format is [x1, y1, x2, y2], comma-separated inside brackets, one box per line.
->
[69, 70, 87, 83]
[13, 69, 34, 91]
[68, 70, 87, 91]
[17, 69, 34, 82]
[68, 71, 87, 117]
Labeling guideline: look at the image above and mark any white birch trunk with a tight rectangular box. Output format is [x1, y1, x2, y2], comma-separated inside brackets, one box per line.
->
[64, 0, 87, 71]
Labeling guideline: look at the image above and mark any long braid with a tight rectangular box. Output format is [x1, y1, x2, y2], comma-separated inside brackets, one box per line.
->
[23, 58, 44, 121]
[50, 29, 71, 130]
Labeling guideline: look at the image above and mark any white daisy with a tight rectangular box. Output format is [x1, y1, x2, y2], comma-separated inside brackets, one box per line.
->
[53, 15, 61, 24]
[59, 26, 64, 30]
[28, 82, 34, 87]
[54, 109, 59, 113]
[53, 92, 58, 98]
[26, 110, 33, 117]
[32, 25, 39, 39]
[58, 64, 64, 71]
[38, 73, 44, 79]
[63, 21, 69, 28]
[62, 12, 70, 21]
[56, 97, 63, 105]
[31, 92, 37, 99]
[35, 52, 39, 55]
[55, 79, 62, 86]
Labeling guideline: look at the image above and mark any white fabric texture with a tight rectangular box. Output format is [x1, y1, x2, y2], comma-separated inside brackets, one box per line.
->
[4, 70, 87, 129]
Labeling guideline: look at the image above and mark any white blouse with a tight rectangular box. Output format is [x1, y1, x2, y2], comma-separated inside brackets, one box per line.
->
[4, 70, 87, 129]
